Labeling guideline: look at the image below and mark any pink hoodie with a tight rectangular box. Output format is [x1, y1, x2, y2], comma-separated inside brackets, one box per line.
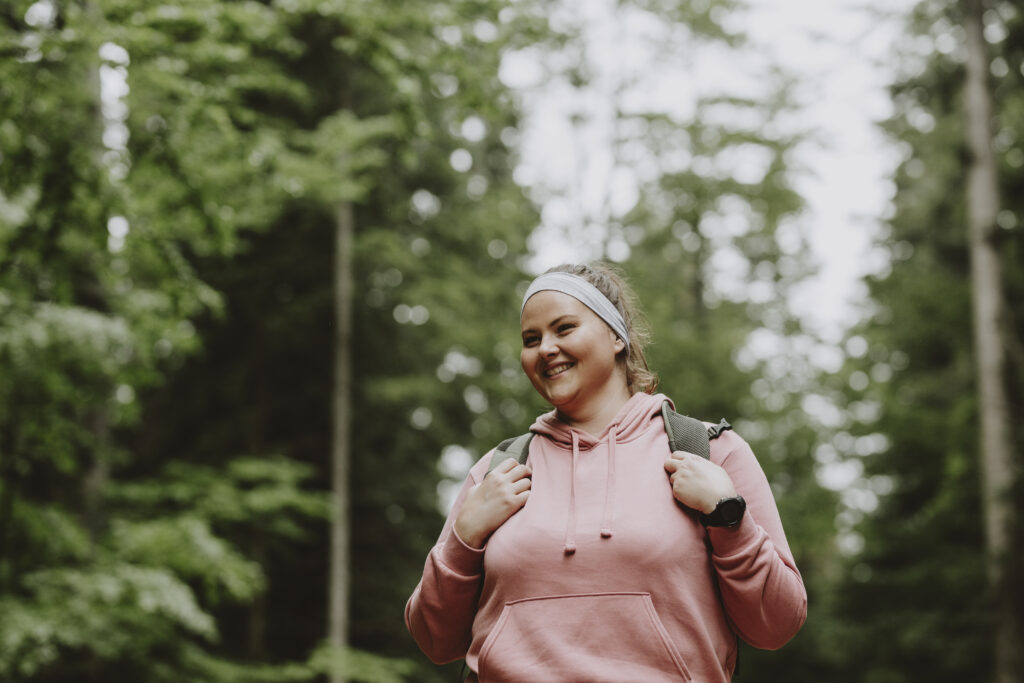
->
[405, 392, 806, 682]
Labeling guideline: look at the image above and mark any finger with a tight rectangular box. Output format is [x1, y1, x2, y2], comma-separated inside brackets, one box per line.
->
[490, 458, 530, 480]
[669, 449, 699, 460]
[494, 456, 520, 474]
[511, 463, 532, 479]
[496, 459, 531, 479]
[665, 453, 694, 469]
[511, 477, 531, 494]
[664, 458, 678, 473]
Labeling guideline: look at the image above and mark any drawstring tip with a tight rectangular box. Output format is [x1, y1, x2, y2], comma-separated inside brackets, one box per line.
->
[563, 543, 576, 555]
[600, 529, 613, 538]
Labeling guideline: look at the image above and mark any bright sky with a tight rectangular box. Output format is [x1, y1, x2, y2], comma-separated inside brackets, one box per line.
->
[505, 0, 918, 342]
[742, 0, 917, 341]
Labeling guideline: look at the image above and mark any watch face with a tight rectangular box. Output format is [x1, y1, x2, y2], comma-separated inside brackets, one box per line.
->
[719, 499, 744, 525]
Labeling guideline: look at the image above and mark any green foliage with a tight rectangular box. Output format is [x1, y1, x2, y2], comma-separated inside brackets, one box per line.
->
[110, 457, 329, 542]
[308, 644, 417, 683]
[0, 451, 327, 680]
[1, 564, 215, 678]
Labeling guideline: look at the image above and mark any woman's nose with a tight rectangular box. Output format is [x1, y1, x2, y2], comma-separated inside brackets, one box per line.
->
[538, 335, 558, 355]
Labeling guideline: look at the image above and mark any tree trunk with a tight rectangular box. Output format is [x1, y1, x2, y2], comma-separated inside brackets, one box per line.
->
[80, 0, 111, 554]
[0, 421, 18, 593]
[328, 200, 355, 683]
[247, 339, 270, 657]
[81, 411, 110, 545]
[962, 2, 1020, 681]
[248, 529, 268, 657]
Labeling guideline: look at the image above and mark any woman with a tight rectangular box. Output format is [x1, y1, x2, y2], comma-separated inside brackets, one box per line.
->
[405, 262, 806, 682]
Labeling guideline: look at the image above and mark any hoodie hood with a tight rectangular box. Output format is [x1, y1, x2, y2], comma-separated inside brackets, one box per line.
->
[527, 392, 671, 553]
[529, 391, 670, 448]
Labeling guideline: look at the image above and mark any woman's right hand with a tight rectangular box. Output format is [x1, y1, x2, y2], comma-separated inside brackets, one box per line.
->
[453, 457, 532, 549]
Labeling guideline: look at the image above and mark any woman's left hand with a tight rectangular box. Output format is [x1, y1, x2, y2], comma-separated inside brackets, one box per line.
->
[664, 451, 737, 514]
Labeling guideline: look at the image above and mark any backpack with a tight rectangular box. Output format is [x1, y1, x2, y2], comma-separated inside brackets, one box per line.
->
[486, 400, 731, 474]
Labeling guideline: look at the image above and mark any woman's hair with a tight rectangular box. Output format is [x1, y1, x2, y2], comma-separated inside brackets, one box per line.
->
[546, 262, 659, 394]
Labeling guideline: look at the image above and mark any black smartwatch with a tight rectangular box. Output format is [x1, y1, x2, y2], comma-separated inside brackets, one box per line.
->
[700, 496, 746, 528]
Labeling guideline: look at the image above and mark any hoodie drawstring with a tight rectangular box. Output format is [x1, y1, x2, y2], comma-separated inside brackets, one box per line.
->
[564, 425, 618, 554]
[600, 424, 617, 539]
[564, 431, 580, 554]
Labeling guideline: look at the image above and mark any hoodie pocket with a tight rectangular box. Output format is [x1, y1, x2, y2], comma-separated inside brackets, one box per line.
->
[477, 592, 692, 682]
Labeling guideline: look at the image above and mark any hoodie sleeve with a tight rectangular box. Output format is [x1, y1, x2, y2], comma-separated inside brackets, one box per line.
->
[404, 455, 491, 664]
[705, 431, 807, 650]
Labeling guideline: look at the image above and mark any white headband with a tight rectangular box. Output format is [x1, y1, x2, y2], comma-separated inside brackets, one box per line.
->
[521, 272, 630, 351]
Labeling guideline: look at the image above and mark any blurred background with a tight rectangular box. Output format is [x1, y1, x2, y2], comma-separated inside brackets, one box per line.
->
[1, 0, 1022, 681]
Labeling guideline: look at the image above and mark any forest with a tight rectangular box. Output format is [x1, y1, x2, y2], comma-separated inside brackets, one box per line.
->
[1, 0, 1022, 681]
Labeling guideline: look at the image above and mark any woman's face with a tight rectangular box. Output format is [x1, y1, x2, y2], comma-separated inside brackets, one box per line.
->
[520, 290, 627, 417]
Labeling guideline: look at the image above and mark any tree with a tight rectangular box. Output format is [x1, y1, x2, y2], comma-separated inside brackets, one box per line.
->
[329, 200, 355, 681]
[962, 0, 1020, 679]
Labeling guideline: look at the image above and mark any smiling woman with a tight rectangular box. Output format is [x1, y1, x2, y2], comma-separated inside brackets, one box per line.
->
[405, 262, 807, 682]
[530, 264, 658, 391]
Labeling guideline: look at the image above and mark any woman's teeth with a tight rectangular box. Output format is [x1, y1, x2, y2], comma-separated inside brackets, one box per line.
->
[544, 363, 573, 377]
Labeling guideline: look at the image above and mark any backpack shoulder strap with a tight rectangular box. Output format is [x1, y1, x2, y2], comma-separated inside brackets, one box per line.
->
[661, 400, 731, 459]
[659, 402, 737, 671]
[486, 432, 534, 475]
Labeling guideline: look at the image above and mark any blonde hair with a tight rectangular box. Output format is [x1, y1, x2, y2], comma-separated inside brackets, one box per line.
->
[545, 262, 659, 394]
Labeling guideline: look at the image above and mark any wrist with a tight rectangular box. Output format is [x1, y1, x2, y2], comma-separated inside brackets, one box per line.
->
[454, 518, 486, 549]
[701, 487, 737, 514]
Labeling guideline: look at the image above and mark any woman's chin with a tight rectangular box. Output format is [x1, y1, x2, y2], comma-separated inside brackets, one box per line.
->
[546, 389, 583, 413]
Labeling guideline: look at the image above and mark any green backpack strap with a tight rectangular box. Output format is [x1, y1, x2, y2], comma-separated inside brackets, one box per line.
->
[486, 432, 534, 475]
[659, 402, 737, 671]
[660, 401, 731, 459]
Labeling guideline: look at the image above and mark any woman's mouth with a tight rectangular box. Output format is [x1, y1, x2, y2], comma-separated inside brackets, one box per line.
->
[543, 362, 574, 378]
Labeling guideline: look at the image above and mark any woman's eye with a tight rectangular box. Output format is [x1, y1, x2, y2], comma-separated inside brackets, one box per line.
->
[522, 336, 539, 347]
[557, 324, 575, 334]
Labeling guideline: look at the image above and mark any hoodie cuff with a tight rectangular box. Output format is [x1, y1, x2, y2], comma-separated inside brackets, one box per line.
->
[705, 515, 761, 557]
[439, 525, 486, 577]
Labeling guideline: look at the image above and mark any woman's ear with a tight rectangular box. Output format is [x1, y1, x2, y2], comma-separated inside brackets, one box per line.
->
[613, 337, 626, 353]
